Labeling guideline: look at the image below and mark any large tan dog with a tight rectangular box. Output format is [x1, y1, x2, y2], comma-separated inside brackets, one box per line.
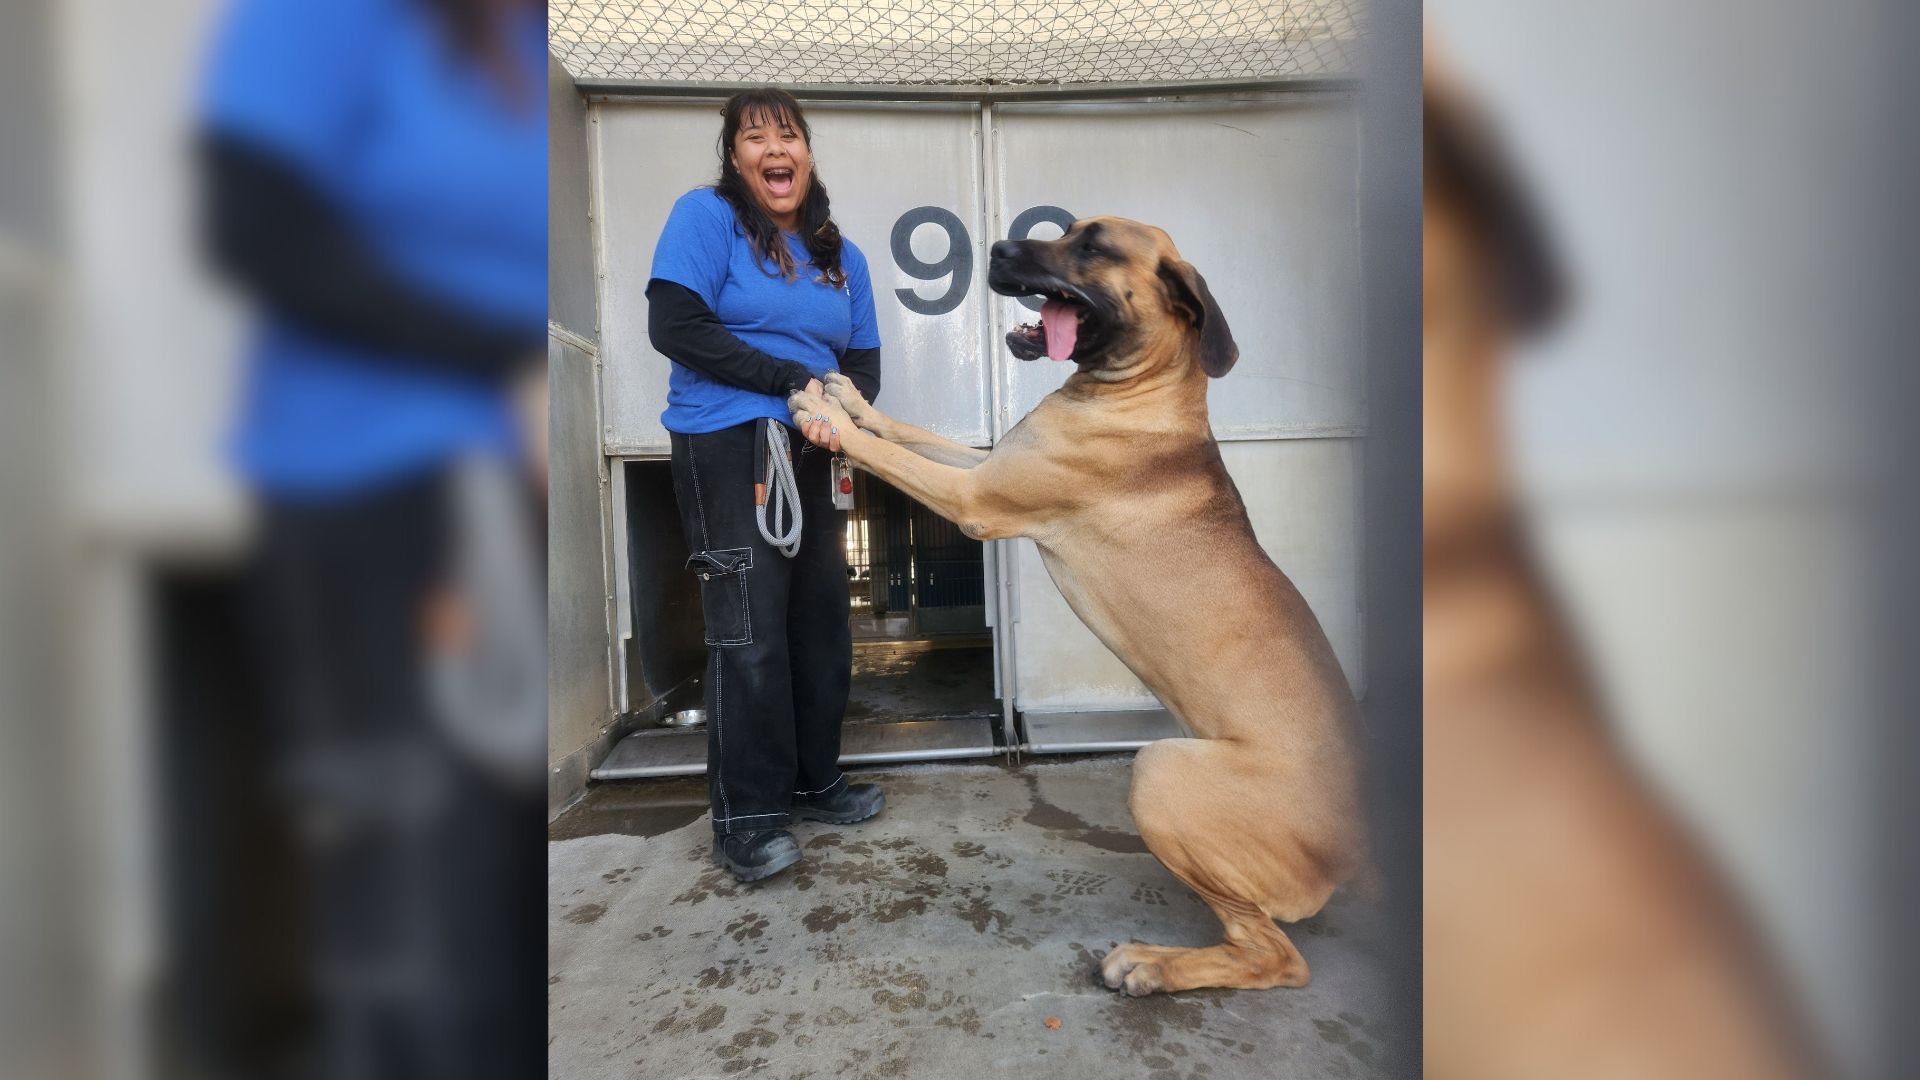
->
[1422, 82, 1821, 1078]
[788, 217, 1369, 995]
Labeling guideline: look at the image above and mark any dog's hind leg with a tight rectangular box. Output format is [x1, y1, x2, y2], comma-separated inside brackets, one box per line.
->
[1101, 738, 1335, 996]
[1101, 897, 1309, 997]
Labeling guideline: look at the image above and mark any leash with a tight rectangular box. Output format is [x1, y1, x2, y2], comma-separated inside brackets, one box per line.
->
[754, 418, 802, 557]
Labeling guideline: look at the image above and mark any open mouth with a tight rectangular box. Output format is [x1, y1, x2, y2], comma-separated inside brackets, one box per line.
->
[763, 166, 796, 199]
[989, 243, 1113, 364]
[1007, 297, 1088, 363]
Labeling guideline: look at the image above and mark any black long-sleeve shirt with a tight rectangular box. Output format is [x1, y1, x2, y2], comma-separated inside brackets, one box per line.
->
[646, 278, 880, 404]
[198, 132, 539, 381]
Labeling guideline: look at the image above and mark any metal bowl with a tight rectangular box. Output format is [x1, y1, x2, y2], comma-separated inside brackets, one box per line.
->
[662, 708, 707, 728]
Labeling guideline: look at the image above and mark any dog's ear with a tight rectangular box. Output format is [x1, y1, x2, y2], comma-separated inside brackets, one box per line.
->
[1158, 258, 1239, 377]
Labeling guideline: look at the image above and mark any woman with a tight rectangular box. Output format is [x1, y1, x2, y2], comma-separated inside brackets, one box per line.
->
[197, 0, 547, 1075]
[648, 89, 887, 882]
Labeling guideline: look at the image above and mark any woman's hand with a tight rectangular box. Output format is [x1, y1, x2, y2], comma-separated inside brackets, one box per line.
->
[788, 384, 851, 453]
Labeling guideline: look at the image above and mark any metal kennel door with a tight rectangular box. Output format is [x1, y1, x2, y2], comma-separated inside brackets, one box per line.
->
[987, 94, 1369, 748]
[589, 92, 1366, 752]
[592, 100, 995, 454]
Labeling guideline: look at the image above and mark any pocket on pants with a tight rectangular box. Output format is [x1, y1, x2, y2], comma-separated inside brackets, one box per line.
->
[687, 548, 753, 645]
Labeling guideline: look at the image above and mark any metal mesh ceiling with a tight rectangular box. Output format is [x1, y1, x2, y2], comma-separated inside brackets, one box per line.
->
[549, 0, 1363, 86]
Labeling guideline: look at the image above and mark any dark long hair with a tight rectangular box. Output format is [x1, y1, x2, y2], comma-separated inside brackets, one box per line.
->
[414, 0, 542, 106]
[713, 89, 847, 289]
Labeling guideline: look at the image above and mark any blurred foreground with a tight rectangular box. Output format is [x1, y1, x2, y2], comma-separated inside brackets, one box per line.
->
[5, 1, 1920, 1078]
[1424, 2, 1920, 1076]
[1, 0, 546, 1077]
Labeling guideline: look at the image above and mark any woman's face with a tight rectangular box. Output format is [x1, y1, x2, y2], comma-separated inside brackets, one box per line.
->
[730, 109, 813, 230]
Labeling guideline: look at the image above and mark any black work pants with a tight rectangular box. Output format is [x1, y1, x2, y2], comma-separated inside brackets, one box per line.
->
[669, 422, 853, 835]
[249, 468, 544, 1080]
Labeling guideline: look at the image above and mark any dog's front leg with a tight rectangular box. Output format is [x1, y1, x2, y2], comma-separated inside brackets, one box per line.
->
[790, 388, 1027, 540]
[822, 372, 987, 469]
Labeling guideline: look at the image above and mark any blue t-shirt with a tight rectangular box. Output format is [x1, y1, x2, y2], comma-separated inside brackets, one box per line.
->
[650, 188, 881, 435]
[199, 0, 547, 495]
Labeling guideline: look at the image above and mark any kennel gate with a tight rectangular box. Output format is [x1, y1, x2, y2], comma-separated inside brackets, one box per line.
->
[584, 89, 1369, 774]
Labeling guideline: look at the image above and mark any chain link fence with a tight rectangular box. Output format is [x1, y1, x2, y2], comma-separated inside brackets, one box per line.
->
[550, 0, 1362, 86]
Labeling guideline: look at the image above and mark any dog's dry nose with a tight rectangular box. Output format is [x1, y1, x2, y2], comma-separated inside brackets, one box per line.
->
[990, 240, 1022, 261]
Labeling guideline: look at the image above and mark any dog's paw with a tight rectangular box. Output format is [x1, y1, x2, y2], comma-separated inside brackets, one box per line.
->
[822, 372, 874, 424]
[1122, 965, 1166, 997]
[1100, 944, 1164, 996]
[787, 388, 827, 425]
[787, 390, 852, 450]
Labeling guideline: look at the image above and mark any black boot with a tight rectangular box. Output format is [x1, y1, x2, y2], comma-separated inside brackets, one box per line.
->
[712, 829, 801, 882]
[790, 782, 885, 825]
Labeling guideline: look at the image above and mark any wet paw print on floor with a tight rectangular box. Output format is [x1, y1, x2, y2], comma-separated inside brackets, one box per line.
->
[807, 940, 855, 964]
[816, 859, 891, 887]
[1141, 1054, 1216, 1080]
[1020, 892, 1065, 917]
[724, 912, 769, 943]
[869, 972, 931, 1013]
[1066, 941, 1112, 975]
[977, 811, 1021, 834]
[897, 851, 948, 877]
[802, 904, 854, 933]
[951, 840, 1013, 868]
[952, 894, 1013, 933]
[831, 1038, 914, 1078]
[1047, 869, 1111, 896]
[697, 960, 745, 989]
[714, 1026, 778, 1075]
[673, 867, 742, 906]
[871, 896, 929, 924]
[560, 902, 606, 925]
[1313, 1016, 1379, 1070]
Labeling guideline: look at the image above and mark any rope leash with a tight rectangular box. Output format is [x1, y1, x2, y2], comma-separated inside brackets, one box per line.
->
[755, 419, 802, 557]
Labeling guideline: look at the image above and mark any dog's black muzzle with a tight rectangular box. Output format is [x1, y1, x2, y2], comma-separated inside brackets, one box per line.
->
[987, 240, 1087, 303]
[989, 239, 1120, 363]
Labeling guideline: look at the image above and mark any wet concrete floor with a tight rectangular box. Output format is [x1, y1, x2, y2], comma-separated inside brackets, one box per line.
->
[550, 756, 1412, 1079]
[843, 643, 995, 725]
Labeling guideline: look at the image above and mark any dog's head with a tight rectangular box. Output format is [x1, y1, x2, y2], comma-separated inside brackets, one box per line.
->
[988, 216, 1238, 380]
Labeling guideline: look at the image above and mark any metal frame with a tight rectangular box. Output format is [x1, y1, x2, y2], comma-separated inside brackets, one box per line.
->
[578, 77, 1357, 105]
[976, 99, 1024, 763]
[607, 450, 632, 714]
[583, 81, 1367, 768]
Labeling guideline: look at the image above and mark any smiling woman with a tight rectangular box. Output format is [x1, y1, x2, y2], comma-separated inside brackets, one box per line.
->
[712, 90, 837, 286]
[641, 88, 887, 883]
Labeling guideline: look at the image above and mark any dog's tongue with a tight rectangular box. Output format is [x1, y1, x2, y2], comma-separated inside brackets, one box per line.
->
[1041, 299, 1079, 362]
